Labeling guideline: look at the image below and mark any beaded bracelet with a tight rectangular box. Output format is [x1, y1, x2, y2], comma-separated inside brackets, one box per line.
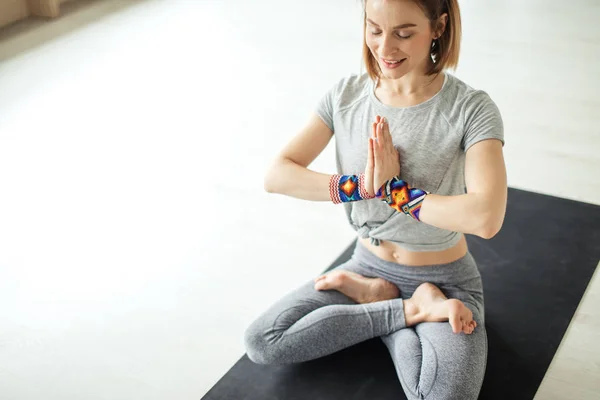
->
[329, 173, 375, 204]
[376, 177, 429, 221]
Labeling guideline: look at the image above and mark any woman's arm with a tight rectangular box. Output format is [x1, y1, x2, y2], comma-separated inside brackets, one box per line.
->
[264, 113, 335, 201]
[418, 139, 507, 239]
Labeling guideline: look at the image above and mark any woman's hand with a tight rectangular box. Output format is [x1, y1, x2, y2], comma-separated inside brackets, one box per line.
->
[363, 120, 377, 197]
[373, 116, 401, 193]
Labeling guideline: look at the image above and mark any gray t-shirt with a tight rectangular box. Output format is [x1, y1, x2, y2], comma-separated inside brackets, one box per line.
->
[315, 72, 504, 252]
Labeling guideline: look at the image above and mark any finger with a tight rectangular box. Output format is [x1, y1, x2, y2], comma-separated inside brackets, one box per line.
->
[380, 118, 389, 148]
[366, 139, 375, 196]
[372, 135, 378, 157]
[373, 135, 382, 166]
[383, 118, 393, 149]
[383, 117, 391, 138]
[385, 122, 398, 162]
[375, 115, 381, 124]
[376, 122, 383, 149]
[379, 122, 386, 151]
[372, 122, 377, 138]
[381, 118, 391, 149]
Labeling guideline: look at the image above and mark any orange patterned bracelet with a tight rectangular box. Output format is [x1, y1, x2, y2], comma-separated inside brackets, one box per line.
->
[376, 176, 429, 221]
[329, 173, 376, 204]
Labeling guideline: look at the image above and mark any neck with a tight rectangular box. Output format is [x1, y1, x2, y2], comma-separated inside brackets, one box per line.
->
[379, 61, 442, 97]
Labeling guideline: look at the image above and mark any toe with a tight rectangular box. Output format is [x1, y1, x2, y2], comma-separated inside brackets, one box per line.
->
[329, 272, 346, 288]
[462, 321, 470, 334]
[314, 275, 335, 291]
[449, 314, 461, 334]
[446, 300, 465, 334]
[464, 320, 473, 334]
[467, 321, 475, 334]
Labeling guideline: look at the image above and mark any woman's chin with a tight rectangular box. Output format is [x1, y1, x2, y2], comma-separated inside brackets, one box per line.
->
[378, 63, 409, 80]
[382, 70, 407, 80]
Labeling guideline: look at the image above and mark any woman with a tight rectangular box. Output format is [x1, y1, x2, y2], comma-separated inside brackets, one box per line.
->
[245, 0, 506, 398]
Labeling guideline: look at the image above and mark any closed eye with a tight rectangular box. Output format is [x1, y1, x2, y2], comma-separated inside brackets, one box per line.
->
[369, 30, 412, 40]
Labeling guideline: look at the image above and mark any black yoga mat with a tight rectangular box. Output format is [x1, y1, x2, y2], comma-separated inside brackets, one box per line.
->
[203, 188, 600, 400]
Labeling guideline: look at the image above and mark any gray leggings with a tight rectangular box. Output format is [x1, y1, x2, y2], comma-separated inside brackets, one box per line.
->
[244, 240, 487, 400]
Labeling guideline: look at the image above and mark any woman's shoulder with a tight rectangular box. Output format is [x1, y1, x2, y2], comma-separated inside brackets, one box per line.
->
[442, 73, 504, 147]
[444, 73, 498, 107]
[441, 73, 501, 118]
[325, 72, 372, 110]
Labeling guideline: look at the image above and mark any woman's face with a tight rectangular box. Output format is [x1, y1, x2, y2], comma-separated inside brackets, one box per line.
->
[365, 0, 439, 80]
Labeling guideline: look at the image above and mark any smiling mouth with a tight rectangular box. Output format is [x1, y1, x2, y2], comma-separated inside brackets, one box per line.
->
[381, 58, 406, 68]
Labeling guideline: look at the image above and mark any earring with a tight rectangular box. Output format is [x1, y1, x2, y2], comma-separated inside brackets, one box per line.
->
[431, 38, 439, 63]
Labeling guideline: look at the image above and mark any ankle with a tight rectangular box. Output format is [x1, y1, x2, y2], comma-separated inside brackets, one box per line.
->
[403, 298, 422, 327]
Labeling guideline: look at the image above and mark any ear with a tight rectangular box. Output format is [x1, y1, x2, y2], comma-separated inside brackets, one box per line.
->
[434, 13, 448, 39]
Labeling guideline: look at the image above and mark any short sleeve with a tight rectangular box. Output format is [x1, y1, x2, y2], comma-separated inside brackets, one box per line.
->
[315, 78, 345, 133]
[461, 91, 505, 152]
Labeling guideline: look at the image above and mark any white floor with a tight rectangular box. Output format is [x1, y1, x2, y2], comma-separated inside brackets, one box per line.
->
[0, 0, 598, 399]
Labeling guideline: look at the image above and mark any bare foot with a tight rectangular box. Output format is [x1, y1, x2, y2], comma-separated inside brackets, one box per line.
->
[404, 283, 477, 334]
[314, 270, 400, 304]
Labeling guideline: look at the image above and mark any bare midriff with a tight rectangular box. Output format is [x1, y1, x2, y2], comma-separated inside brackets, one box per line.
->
[359, 235, 468, 267]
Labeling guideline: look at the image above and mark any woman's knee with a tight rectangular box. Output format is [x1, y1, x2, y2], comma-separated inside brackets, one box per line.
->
[243, 281, 346, 365]
[243, 312, 294, 365]
[244, 317, 276, 365]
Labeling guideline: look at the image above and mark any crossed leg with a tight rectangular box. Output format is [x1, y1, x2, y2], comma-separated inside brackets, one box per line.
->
[245, 258, 478, 366]
[381, 303, 487, 400]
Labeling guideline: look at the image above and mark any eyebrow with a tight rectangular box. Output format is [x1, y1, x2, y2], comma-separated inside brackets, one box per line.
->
[366, 19, 417, 29]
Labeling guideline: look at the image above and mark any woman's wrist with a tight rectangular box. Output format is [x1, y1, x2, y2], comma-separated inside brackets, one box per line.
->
[376, 176, 429, 221]
[330, 173, 376, 204]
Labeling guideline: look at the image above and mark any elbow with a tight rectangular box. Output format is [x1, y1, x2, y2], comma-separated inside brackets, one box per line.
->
[264, 171, 277, 193]
[472, 193, 507, 239]
[263, 158, 288, 194]
[475, 212, 504, 240]
[478, 223, 501, 240]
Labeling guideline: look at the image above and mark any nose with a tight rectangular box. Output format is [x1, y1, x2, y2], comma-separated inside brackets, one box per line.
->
[380, 34, 398, 59]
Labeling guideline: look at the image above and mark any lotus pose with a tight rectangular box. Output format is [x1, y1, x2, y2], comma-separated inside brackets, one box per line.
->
[245, 1, 507, 399]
